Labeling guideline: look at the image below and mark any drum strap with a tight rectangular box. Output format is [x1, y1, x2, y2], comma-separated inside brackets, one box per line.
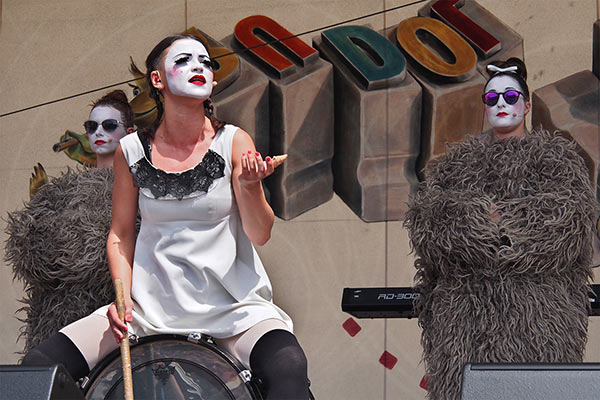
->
[249, 329, 310, 399]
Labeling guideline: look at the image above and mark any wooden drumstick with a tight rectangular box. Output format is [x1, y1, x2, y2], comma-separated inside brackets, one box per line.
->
[113, 278, 134, 400]
[270, 154, 287, 169]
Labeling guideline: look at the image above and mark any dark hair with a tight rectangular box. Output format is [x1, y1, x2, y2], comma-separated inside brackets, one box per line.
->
[484, 57, 530, 100]
[144, 34, 225, 138]
[91, 90, 134, 128]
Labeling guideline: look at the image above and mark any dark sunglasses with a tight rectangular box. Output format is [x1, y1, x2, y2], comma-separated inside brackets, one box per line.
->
[83, 119, 124, 134]
[482, 90, 524, 107]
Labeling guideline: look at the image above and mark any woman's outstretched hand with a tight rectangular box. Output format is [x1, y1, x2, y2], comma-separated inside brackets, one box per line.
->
[239, 152, 287, 185]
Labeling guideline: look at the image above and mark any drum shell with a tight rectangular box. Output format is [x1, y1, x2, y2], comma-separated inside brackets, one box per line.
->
[81, 334, 263, 400]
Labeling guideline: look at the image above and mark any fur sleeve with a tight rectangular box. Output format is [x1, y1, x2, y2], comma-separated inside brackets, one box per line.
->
[405, 186, 502, 279]
[404, 136, 502, 279]
[404, 130, 598, 282]
[5, 168, 114, 289]
[4, 168, 116, 351]
[494, 131, 598, 276]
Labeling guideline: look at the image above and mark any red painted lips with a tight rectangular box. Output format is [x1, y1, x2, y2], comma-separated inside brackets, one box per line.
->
[189, 75, 206, 85]
[496, 112, 509, 117]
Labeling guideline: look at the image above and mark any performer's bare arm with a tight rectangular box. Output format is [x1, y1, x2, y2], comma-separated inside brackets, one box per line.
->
[231, 128, 281, 246]
[106, 145, 138, 342]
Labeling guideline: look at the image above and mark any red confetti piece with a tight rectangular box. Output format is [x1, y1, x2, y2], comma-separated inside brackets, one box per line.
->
[419, 375, 429, 391]
[342, 317, 361, 337]
[379, 351, 398, 370]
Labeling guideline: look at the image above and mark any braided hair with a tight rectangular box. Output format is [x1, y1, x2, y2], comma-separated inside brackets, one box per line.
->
[143, 33, 225, 138]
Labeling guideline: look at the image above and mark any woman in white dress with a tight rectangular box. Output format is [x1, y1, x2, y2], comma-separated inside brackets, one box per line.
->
[22, 34, 309, 399]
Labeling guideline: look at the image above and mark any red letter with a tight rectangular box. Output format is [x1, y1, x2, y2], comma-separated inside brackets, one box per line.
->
[431, 0, 500, 57]
[234, 15, 318, 79]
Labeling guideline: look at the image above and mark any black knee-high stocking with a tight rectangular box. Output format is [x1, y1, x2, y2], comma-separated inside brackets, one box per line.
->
[249, 329, 309, 400]
[21, 332, 89, 381]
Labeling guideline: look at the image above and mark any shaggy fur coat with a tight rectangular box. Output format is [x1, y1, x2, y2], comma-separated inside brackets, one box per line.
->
[404, 130, 598, 400]
[5, 168, 115, 354]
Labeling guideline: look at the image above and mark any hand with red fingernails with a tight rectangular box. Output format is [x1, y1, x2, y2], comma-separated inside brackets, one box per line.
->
[240, 151, 287, 184]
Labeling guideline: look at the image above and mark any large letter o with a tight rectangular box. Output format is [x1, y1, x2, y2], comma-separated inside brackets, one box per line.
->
[396, 17, 477, 81]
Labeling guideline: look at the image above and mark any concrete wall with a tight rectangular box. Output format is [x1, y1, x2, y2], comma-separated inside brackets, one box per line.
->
[1, 1, 598, 398]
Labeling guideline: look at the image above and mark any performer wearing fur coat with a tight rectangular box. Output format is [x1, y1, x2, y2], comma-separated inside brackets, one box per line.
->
[4, 90, 135, 353]
[404, 58, 598, 400]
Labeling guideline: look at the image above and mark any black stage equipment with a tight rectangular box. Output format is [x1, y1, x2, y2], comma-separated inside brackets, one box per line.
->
[0, 364, 83, 400]
[460, 363, 600, 400]
[341, 284, 600, 318]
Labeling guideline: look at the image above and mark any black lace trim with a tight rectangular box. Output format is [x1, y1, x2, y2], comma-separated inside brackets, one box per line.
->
[131, 132, 225, 200]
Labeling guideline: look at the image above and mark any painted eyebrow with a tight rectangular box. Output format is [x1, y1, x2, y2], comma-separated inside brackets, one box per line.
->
[173, 53, 210, 60]
[486, 86, 518, 92]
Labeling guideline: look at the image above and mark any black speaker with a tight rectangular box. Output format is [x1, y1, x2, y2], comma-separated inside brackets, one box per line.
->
[0, 364, 83, 400]
[461, 363, 600, 400]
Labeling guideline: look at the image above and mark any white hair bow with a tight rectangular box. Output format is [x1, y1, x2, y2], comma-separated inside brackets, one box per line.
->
[487, 65, 518, 74]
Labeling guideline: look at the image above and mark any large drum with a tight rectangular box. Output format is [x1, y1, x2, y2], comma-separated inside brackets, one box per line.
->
[81, 334, 263, 400]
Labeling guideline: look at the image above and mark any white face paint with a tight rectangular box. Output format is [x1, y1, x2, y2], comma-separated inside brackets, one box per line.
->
[163, 39, 214, 100]
[87, 106, 128, 155]
[484, 75, 528, 132]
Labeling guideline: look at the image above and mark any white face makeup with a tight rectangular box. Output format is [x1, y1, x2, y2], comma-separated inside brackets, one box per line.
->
[163, 39, 214, 100]
[87, 106, 128, 155]
[484, 75, 528, 132]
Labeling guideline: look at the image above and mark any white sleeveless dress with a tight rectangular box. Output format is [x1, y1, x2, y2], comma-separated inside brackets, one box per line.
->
[98, 125, 292, 339]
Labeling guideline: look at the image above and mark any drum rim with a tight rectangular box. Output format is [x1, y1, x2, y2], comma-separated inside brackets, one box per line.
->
[82, 333, 263, 399]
